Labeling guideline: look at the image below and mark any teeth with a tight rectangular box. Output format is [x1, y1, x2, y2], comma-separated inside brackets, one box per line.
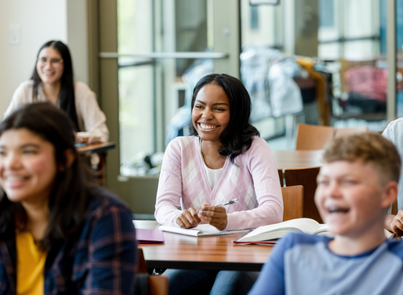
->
[328, 206, 348, 213]
[7, 176, 25, 181]
[200, 123, 216, 130]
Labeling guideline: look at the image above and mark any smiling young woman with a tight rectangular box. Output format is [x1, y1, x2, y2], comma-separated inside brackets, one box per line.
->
[0, 103, 137, 294]
[0, 128, 58, 207]
[154, 73, 283, 295]
[4, 40, 109, 144]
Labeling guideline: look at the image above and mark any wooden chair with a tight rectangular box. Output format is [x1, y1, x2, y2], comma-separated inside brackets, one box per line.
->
[136, 248, 168, 295]
[278, 168, 284, 187]
[295, 123, 334, 150]
[281, 185, 303, 221]
[334, 126, 368, 137]
[284, 166, 322, 223]
[137, 248, 149, 274]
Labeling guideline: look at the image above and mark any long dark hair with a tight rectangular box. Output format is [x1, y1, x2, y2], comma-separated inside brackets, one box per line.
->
[31, 40, 79, 131]
[190, 73, 260, 162]
[0, 103, 95, 249]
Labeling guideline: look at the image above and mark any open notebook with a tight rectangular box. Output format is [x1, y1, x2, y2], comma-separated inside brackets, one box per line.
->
[159, 224, 249, 237]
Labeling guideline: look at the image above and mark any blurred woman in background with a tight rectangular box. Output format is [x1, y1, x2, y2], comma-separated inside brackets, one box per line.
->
[4, 40, 108, 144]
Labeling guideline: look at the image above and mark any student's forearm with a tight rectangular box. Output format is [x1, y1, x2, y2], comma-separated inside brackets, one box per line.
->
[385, 214, 395, 232]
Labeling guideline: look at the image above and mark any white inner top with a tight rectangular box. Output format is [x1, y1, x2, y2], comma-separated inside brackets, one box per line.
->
[204, 163, 223, 189]
[199, 139, 223, 189]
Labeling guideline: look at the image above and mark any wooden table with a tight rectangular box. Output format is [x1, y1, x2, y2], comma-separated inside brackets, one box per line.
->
[134, 220, 273, 271]
[76, 142, 116, 186]
[272, 150, 323, 170]
[76, 142, 116, 153]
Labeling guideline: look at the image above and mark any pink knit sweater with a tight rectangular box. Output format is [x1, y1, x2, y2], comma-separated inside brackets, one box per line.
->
[154, 136, 283, 230]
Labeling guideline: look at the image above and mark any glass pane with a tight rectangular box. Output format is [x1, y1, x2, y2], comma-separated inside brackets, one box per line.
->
[318, 0, 340, 43]
[241, 0, 388, 151]
[321, 0, 387, 131]
[175, 0, 208, 76]
[119, 67, 155, 175]
[118, 0, 214, 176]
[240, 1, 285, 142]
[118, 0, 155, 175]
[396, 0, 403, 117]
[241, 2, 282, 47]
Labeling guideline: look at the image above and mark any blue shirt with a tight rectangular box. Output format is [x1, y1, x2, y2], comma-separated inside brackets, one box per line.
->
[249, 233, 403, 295]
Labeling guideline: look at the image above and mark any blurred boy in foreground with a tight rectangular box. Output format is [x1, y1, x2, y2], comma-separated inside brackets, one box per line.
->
[249, 132, 403, 295]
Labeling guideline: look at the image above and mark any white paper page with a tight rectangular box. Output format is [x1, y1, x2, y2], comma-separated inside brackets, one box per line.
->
[240, 218, 321, 241]
[313, 223, 329, 235]
[159, 224, 223, 236]
[159, 225, 202, 236]
[385, 229, 394, 239]
[192, 224, 222, 236]
[159, 224, 249, 237]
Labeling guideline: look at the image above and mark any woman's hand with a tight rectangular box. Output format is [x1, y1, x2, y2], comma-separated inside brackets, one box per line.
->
[75, 133, 89, 144]
[176, 208, 201, 228]
[198, 204, 228, 231]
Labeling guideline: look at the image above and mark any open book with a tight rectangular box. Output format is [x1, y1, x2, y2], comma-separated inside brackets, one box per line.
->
[233, 218, 329, 245]
[233, 218, 395, 245]
[159, 224, 249, 237]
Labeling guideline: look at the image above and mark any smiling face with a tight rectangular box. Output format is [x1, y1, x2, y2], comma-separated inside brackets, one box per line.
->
[191, 83, 230, 144]
[315, 160, 391, 238]
[36, 47, 64, 86]
[0, 128, 57, 206]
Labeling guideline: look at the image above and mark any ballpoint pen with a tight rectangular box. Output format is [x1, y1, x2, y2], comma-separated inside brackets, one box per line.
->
[214, 198, 239, 207]
[196, 198, 239, 213]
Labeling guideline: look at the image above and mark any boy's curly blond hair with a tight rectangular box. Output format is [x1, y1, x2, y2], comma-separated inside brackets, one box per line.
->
[322, 131, 401, 184]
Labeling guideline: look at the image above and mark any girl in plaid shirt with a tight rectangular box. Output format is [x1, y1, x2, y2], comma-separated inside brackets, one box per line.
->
[0, 103, 137, 294]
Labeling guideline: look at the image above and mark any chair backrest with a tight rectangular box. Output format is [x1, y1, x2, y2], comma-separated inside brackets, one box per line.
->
[278, 168, 284, 187]
[135, 274, 168, 295]
[137, 248, 148, 274]
[284, 166, 322, 222]
[296, 123, 334, 150]
[281, 185, 303, 221]
[136, 248, 168, 295]
[148, 276, 168, 295]
[334, 126, 368, 138]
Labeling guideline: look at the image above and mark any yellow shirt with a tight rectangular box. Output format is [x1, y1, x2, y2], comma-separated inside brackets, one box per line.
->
[16, 231, 46, 295]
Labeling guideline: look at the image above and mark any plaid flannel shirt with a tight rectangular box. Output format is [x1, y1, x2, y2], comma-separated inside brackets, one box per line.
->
[0, 188, 137, 295]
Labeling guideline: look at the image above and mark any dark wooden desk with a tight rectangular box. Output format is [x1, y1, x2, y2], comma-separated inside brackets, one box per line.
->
[134, 221, 272, 271]
[76, 142, 116, 186]
[76, 142, 116, 153]
[272, 150, 323, 170]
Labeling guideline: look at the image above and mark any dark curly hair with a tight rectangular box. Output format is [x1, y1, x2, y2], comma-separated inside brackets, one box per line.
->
[190, 73, 259, 162]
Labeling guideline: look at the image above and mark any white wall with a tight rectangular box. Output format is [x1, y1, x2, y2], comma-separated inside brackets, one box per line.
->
[0, 0, 89, 116]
